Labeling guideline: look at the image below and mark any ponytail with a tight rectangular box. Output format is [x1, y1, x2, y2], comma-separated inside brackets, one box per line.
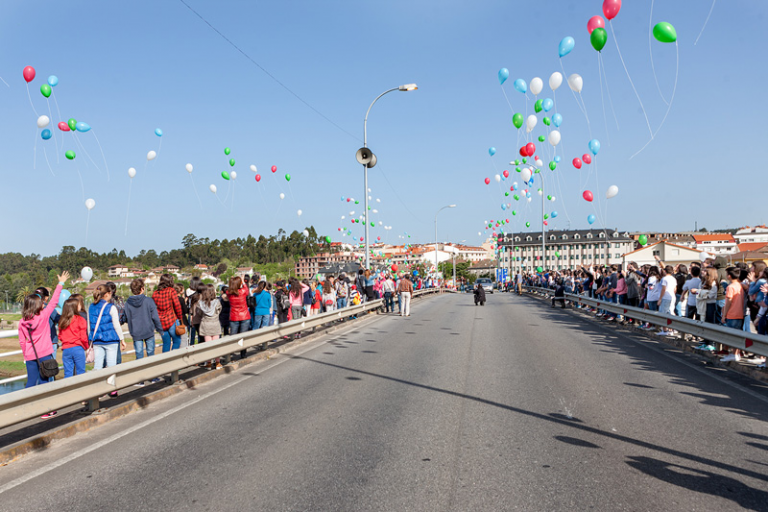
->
[93, 284, 109, 303]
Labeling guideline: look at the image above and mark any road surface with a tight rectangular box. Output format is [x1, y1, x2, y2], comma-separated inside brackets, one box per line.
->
[1, 293, 767, 511]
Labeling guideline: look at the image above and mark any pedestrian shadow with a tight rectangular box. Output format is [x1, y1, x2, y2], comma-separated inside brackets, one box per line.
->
[554, 436, 600, 449]
[626, 455, 768, 511]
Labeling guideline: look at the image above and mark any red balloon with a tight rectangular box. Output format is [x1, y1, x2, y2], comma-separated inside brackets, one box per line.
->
[525, 143, 536, 157]
[519, 146, 527, 157]
[583, 190, 594, 202]
[22, 66, 35, 83]
[602, 0, 621, 20]
[346, 198, 351, 202]
[510, 186, 515, 191]
[338, 228, 341, 231]
[587, 15, 605, 34]
[502, 169, 509, 178]
[506, 219, 510, 223]
[572, 158, 582, 169]
[360, 237, 364, 242]
[255, 174, 261, 182]
[58, 121, 70, 132]
[582, 154, 592, 165]
[271, 165, 277, 173]
[377, 237, 380, 241]
[351, 219, 355, 223]
[391, 264, 398, 272]
[544, 220, 549, 226]
[484, 177, 491, 185]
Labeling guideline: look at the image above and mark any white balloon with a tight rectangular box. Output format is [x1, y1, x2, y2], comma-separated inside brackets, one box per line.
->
[209, 184, 217, 194]
[494, 174, 501, 183]
[606, 185, 619, 199]
[376, 198, 381, 203]
[530, 77, 543, 96]
[549, 72, 563, 91]
[551, 196, 556, 202]
[85, 198, 96, 210]
[527, 197, 532, 203]
[185, 163, 193, 173]
[372, 209, 378, 214]
[297, 209, 302, 216]
[350, 211, 355, 215]
[302, 229, 309, 237]
[478, 232, 482, 236]
[127, 167, 136, 179]
[535, 158, 543, 167]
[526, 115, 538, 132]
[250, 165, 257, 173]
[379, 221, 383, 225]
[521, 168, 532, 183]
[548, 130, 561, 147]
[368, 196, 372, 200]
[37, 115, 50, 128]
[279, 193, 285, 200]
[538, 189, 543, 196]
[230, 171, 237, 180]
[341, 215, 345, 220]
[567, 74, 583, 93]
[147, 150, 157, 161]
[81, 267, 93, 282]
[367, 188, 371, 193]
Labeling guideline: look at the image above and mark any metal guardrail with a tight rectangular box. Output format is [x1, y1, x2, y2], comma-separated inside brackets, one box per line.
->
[0, 288, 440, 429]
[522, 286, 768, 358]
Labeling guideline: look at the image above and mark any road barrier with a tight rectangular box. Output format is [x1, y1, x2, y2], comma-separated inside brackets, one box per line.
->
[523, 285, 768, 358]
[0, 288, 441, 429]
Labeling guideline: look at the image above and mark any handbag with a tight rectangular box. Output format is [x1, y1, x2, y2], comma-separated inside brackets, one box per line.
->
[87, 302, 110, 364]
[26, 325, 59, 379]
[175, 323, 186, 336]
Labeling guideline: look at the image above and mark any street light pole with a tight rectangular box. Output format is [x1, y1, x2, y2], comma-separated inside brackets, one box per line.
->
[362, 83, 418, 269]
[434, 204, 456, 282]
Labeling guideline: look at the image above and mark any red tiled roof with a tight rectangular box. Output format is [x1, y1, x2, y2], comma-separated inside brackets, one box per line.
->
[738, 242, 768, 253]
[692, 234, 735, 242]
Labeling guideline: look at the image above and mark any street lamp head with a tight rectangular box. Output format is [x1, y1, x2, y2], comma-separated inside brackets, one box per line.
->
[448, 204, 457, 208]
[399, 83, 418, 91]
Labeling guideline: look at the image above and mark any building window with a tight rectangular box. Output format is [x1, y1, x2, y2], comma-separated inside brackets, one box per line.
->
[587, 233, 593, 239]
[526, 236, 532, 241]
[562, 235, 568, 240]
[599, 232, 605, 238]
[574, 234, 580, 239]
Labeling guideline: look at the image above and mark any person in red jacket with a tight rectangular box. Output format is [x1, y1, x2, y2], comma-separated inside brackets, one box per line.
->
[58, 297, 89, 377]
[227, 276, 251, 358]
[152, 274, 183, 352]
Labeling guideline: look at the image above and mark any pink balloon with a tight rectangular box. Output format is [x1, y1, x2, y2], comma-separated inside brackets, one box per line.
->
[503, 169, 509, 178]
[360, 237, 364, 242]
[271, 165, 277, 173]
[22, 66, 35, 83]
[346, 198, 351, 202]
[544, 220, 549, 226]
[602, 0, 621, 20]
[484, 177, 491, 185]
[583, 190, 594, 202]
[587, 15, 605, 34]
[255, 174, 261, 182]
[572, 157, 582, 169]
[582, 154, 592, 165]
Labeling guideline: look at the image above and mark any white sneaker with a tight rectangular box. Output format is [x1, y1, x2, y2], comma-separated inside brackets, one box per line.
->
[721, 354, 736, 362]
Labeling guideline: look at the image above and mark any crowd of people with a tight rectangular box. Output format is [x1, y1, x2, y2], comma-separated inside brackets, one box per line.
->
[519, 254, 768, 367]
[16, 267, 428, 419]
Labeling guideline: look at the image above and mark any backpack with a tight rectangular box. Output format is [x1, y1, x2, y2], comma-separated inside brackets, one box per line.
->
[279, 291, 291, 310]
[336, 282, 347, 298]
[247, 293, 256, 309]
[352, 294, 361, 306]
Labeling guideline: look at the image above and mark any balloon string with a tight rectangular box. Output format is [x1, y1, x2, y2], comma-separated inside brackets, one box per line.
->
[76, 166, 85, 202]
[85, 210, 90, 247]
[91, 130, 111, 182]
[599, 52, 620, 130]
[609, 21, 653, 139]
[649, 0, 669, 106]
[597, 53, 611, 146]
[0, 75, 9, 88]
[46, 99, 59, 164]
[156, 138, 162, 160]
[52, 93, 64, 154]
[189, 173, 203, 210]
[74, 133, 102, 174]
[25, 83, 40, 118]
[125, 179, 133, 235]
[500, 86, 515, 114]
[578, 92, 592, 139]
[630, 41, 678, 160]
[695, 0, 717, 46]
[43, 147, 55, 177]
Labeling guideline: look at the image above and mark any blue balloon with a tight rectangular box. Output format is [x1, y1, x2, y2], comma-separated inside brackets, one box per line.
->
[551, 211, 558, 218]
[501, 203, 507, 211]
[413, 270, 419, 276]
[55, 289, 71, 315]
[488, 147, 496, 156]
[341, 196, 345, 201]
[525, 192, 531, 198]
[542, 98, 554, 112]
[75, 122, 91, 133]
[552, 113, 563, 127]
[41, 129, 52, 140]
[554, 156, 561, 163]
[498, 68, 509, 85]
[589, 139, 601, 155]
[587, 214, 596, 225]
[47, 75, 58, 87]
[513, 79, 527, 94]
[155, 128, 163, 137]
[559, 36, 575, 58]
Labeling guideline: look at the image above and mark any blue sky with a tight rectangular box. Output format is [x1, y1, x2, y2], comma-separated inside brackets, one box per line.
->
[1, 1, 765, 257]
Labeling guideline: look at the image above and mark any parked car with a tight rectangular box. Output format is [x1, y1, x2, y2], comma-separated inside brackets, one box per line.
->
[476, 278, 494, 294]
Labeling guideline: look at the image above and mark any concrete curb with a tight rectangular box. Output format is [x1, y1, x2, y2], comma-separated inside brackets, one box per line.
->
[0, 293, 441, 465]
[523, 291, 768, 385]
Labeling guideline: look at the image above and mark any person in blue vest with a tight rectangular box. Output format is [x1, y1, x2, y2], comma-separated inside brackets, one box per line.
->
[89, 284, 126, 397]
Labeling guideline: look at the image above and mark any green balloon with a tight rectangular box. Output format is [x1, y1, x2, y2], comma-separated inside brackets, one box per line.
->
[513, 194, 520, 200]
[549, 161, 557, 171]
[534, 169, 540, 174]
[354, 200, 359, 204]
[68, 118, 77, 131]
[638, 234, 649, 246]
[40, 83, 51, 98]
[229, 159, 235, 167]
[555, 251, 561, 258]
[653, 22, 677, 43]
[590, 27, 607, 52]
[522, 158, 527, 164]
[504, 191, 509, 197]
[534, 99, 543, 113]
[355, 219, 359, 223]
[512, 210, 517, 215]
[515, 167, 521, 173]
[538, 135, 546, 142]
[65, 150, 75, 160]
[325, 236, 332, 243]
[512, 113, 524, 129]
[224, 147, 231, 155]
[544, 214, 549, 220]
[526, 222, 531, 228]
[547, 195, 552, 200]
[543, 116, 551, 126]
[537, 266, 543, 273]
[221, 171, 230, 180]
[285, 173, 291, 182]
[370, 222, 375, 227]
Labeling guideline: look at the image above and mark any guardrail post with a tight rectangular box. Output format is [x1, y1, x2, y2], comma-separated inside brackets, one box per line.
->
[85, 397, 99, 413]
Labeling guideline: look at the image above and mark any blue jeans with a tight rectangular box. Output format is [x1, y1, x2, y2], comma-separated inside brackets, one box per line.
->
[384, 292, 394, 312]
[162, 321, 182, 352]
[25, 355, 54, 387]
[674, 294, 683, 316]
[659, 298, 673, 316]
[134, 338, 155, 359]
[725, 318, 744, 330]
[647, 300, 659, 312]
[715, 299, 725, 324]
[63, 346, 86, 377]
[189, 325, 198, 346]
[230, 319, 250, 335]
[337, 297, 348, 310]
[248, 310, 256, 330]
[252, 315, 270, 329]
[93, 343, 118, 370]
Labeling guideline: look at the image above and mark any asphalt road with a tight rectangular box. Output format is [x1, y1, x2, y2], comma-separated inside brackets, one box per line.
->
[2, 293, 768, 511]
